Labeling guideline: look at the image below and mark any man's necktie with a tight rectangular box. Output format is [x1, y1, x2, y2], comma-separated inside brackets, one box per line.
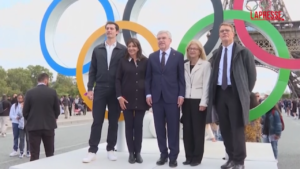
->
[222, 48, 228, 90]
[161, 52, 166, 69]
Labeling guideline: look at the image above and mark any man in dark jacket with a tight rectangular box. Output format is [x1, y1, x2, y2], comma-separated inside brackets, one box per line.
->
[0, 95, 11, 137]
[82, 21, 127, 163]
[206, 22, 256, 169]
[23, 73, 60, 161]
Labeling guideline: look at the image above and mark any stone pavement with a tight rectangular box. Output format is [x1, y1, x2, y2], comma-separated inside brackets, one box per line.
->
[5, 112, 93, 131]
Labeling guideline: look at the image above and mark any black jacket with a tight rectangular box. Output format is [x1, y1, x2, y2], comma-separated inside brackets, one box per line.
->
[116, 57, 149, 111]
[87, 42, 127, 91]
[23, 85, 60, 131]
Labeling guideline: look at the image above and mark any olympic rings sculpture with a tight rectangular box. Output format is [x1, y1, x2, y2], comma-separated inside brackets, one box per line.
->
[39, 0, 300, 121]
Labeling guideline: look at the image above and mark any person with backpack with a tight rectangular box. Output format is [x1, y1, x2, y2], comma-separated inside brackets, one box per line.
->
[261, 104, 284, 162]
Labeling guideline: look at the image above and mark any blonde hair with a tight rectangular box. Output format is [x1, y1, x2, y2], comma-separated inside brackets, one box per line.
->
[186, 40, 207, 60]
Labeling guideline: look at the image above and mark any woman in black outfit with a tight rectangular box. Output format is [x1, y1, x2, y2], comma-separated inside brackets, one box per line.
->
[115, 38, 149, 164]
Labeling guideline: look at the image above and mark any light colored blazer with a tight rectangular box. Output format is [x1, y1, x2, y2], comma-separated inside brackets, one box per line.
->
[184, 58, 211, 107]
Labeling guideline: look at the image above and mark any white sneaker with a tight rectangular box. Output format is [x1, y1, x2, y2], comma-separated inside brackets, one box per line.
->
[107, 151, 117, 161]
[82, 152, 96, 163]
[19, 153, 24, 158]
[26, 152, 31, 158]
[9, 151, 18, 157]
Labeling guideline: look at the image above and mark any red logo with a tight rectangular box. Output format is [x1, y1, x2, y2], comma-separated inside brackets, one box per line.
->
[246, 0, 284, 21]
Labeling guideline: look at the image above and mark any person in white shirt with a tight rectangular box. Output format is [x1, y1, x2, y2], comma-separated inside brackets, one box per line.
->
[9, 94, 23, 157]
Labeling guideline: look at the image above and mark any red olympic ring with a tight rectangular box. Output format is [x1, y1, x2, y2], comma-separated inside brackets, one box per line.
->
[233, 0, 300, 70]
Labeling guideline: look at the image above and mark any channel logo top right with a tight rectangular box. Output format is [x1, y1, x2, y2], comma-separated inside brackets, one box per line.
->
[246, 0, 285, 21]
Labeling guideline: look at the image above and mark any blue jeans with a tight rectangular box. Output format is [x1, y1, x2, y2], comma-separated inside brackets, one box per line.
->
[262, 135, 278, 159]
[12, 123, 19, 151]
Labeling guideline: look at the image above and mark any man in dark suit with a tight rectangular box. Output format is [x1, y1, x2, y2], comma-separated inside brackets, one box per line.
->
[145, 30, 185, 167]
[207, 23, 256, 169]
[23, 73, 60, 161]
[82, 21, 127, 163]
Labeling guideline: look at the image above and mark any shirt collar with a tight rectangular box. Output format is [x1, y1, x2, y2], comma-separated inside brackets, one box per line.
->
[105, 41, 117, 47]
[37, 83, 46, 86]
[160, 48, 171, 56]
[128, 57, 140, 62]
[222, 42, 234, 51]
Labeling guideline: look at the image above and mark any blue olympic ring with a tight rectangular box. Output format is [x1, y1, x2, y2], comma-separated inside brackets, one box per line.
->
[39, 0, 115, 76]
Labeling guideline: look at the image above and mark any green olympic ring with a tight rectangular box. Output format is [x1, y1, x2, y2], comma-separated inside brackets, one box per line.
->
[177, 10, 290, 121]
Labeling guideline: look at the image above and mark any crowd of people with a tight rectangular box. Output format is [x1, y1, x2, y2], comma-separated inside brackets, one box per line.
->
[0, 88, 86, 160]
[0, 21, 288, 169]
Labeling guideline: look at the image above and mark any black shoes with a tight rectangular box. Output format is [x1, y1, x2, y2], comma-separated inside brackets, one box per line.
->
[182, 160, 191, 165]
[128, 153, 143, 164]
[183, 159, 200, 166]
[221, 160, 245, 169]
[135, 153, 143, 163]
[128, 153, 135, 164]
[169, 160, 177, 168]
[156, 157, 168, 165]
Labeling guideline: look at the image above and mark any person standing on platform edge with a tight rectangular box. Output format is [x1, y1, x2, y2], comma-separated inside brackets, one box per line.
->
[206, 22, 257, 169]
[82, 21, 127, 163]
[115, 38, 149, 164]
[23, 73, 60, 161]
[145, 30, 185, 168]
[181, 40, 211, 166]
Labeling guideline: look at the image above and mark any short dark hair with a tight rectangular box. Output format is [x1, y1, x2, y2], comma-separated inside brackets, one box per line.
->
[37, 73, 49, 82]
[105, 21, 119, 31]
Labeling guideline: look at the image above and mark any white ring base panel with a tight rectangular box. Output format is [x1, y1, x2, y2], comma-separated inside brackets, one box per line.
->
[9, 139, 277, 169]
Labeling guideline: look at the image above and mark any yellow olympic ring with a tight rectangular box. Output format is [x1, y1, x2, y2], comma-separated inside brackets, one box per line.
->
[76, 21, 159, 121]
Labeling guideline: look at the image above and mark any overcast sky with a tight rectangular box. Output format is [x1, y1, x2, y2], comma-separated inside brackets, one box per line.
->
[0, 0, 298, 93]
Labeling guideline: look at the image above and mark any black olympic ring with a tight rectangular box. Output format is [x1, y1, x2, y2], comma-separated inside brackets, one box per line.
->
[122, 0, 224, 56]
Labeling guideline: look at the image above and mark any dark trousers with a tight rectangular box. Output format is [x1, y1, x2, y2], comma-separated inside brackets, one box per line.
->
[69, 106, 72, 116]
[19, 128, 30, 154]
[12, 123, 19, 151]
[28, 129, 55, 161]
[88, 88, 120, 153]
[182, 99, 207, 163]
[215, 86, 246, 164]
[152, 96, 180, 161]
[123, 110, 145, 153]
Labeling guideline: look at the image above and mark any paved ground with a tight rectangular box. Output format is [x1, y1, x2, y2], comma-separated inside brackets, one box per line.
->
[0, 111, 298, 169]
[277, 112, 300, 169]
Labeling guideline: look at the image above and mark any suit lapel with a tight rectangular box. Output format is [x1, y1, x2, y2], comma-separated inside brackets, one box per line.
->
[190, 59, 202, 76]
[163, 48, 176, 72]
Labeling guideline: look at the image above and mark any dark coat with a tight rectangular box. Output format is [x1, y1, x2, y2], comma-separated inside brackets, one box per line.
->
[0, 100, 11, 116]
[116, 56, 149, 111]
[206, 42, 257, 125]
[87, 42, 127, 91]
[145, 48, 185, 104]
[23, 85, 60, 131]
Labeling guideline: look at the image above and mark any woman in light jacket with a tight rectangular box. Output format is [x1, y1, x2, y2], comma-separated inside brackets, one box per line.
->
[182, 40, 211, 166]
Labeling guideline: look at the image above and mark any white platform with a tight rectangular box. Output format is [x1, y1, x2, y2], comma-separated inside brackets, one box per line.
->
[9, 139, 277, 169]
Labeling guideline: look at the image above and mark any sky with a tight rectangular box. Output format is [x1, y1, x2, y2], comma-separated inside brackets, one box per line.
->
[0, 0, 298, 93]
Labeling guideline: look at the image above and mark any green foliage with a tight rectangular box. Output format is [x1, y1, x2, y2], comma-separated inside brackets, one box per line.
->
[52, 74, 79, 96]
[0, 65, 79, 97]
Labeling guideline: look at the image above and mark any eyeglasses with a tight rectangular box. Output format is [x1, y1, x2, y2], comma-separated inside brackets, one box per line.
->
[219, 29, 231, 33]
[188, 48, 199, 51]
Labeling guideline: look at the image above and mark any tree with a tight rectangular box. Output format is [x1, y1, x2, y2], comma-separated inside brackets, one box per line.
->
[27, 65, 53, 86]
[6, 68, 33, 94]
[52, 74, 79, 96]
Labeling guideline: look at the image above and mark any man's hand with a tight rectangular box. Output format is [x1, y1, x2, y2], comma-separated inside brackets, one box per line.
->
[177, 97, 184, 107]
[146, 97, 152, 107]
[199, 106, 206, 111]
[87, 91, 94, 100]
[118, 97, 128, 110]
[274, 135, 280, 140]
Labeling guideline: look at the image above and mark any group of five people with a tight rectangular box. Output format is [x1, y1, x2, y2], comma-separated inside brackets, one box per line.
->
[82, 21, 257, 169]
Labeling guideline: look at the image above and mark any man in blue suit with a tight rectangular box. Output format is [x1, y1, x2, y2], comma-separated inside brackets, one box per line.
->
[145, 30, 185, 168]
